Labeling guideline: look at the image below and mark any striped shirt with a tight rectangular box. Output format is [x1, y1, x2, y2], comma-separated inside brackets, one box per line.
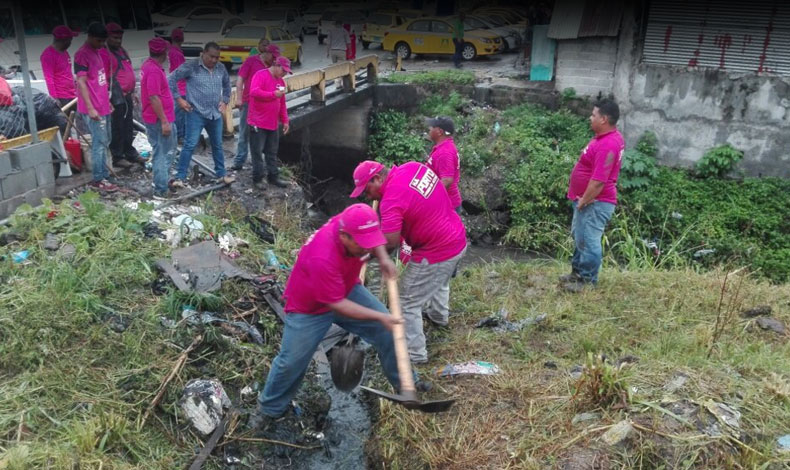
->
[168, 58, 230, 120]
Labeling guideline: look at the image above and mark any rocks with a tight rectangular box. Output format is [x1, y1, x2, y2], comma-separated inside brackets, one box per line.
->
[572, 412, 601, 425]
[741, 305, 772, 318]
[569, 365, 584, 380]
[755, 317, 787, 335]
[601, 420, 633, 446]
[664, 372, 689, 393]
[43, 233, 59, 251]
[179, 379, 232, 436]
[615, 355, 640, 367]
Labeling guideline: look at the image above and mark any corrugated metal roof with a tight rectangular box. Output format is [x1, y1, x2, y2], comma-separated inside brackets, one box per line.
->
[643, 0, 790, 75]
[578, 0, 624, 37]
[548, 0, 585, 39]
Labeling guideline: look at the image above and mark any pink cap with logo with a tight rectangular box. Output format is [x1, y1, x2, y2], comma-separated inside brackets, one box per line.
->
[274, 55, 292, 74]
[265, 44, 281, 57]
[148, 37, 169, 54]
[338, 203, 386, 249]
[350, 160, 385, 198]
[53, 25, 79, 39]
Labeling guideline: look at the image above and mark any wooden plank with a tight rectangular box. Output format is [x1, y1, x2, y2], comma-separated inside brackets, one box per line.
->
[1, 127, 60, 150]
[223, 90, 236, 135]
[285, 70, 324, 91]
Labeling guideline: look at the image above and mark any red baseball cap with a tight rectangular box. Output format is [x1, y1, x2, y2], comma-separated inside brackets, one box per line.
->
[350, 160, 385, 198]
[171, 28, 184, 41]
[265, 44, 281, 57]
[338, 204, 386, 249]
[106, 23, 124, 35]
[274, 56, 292, 74]
[52, 25, 79, 40]
[148, 37, 169, 54]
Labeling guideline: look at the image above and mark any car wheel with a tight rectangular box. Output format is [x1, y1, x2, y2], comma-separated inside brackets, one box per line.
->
[295, 47, 303, 65]
[362, 40, 370, 49]
[222, 62, 233, 73]
[395, 41, 411, 60]
[462, 43, 477, 60]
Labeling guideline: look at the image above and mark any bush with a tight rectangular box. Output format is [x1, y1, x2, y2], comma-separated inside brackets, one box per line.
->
[620, 132, 660, 191]
[381, 69, 476, 85]
[368, 110, 427, 166]
[695, 144, 744, 178]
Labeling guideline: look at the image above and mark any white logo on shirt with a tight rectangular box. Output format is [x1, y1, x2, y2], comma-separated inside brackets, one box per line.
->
[98, 69, 107, 86]
[409, 167, 439, 199]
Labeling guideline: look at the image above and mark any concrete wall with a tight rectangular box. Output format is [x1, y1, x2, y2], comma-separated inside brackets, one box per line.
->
[554, 37, 619, 98]
[613, 5, 790, 178]
[0, 142, 57, 218]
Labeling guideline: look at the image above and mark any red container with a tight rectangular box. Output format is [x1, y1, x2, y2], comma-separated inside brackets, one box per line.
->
[64, 138, 82, 171]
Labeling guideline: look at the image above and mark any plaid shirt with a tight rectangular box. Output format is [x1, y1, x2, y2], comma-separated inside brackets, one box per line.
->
[168, 58, 230, 120]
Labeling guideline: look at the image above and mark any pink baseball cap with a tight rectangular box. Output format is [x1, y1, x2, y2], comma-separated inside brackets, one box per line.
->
[338, 204, 386, 249]
[53, 25, 79, 39]
[274, 56, 292, 74]
[171, 28, 184, 41]
[350, 160, 385, 198]
[106, 22, 124, 35]
[265, 44, 281, 57]
[148, 37, 169, 54]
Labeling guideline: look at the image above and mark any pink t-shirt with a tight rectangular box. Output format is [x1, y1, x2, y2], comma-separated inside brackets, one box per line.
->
[567, 129, 624, 205]
[380, 162, 467, 264]
[248, 68, 288, 130]
[74, 43, 110, 116]
[100, 47, 136, 94]
[238, 55, 268, 104]
[283, 216, 364, 315]
[426, 137, 462, 209]
[140, 58, 175, 124]
[40, 45, 76, 99]
[168, 45, 187, 97]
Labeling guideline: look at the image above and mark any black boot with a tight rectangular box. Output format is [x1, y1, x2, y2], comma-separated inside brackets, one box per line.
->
[268, 175, 288, 188]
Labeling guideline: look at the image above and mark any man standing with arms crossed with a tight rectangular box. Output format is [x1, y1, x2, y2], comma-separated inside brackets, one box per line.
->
[40, 25, 79, 108]
[351, 160, 467, 364]
[141, 38, 177, 200]
[231, 43, 279, 172]
[425, 116, 462, 214]
[168, 42, 234, 187]
[168, 28, 187, 143]
[561, 99, 624, 292]
[74, 23, 117, 192]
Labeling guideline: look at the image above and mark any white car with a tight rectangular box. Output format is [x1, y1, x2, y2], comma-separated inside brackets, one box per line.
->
[181, 16, 245, 57]
[152, 3, 234, 38]
[317, 9, 368, 44]
[252, 7, 306, 42]
[464, 15, 522, 52]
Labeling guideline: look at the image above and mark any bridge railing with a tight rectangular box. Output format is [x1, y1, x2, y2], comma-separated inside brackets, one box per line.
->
[284, 54, 379, 105]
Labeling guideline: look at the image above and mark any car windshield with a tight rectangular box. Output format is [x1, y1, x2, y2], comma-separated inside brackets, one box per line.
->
[184, 19, 222, 32]
[225, 25, 268, 38]
[255, 10, 285, 21]
[161, 4, 192, 17]
[481, 15, 505, 27]
[465, 18, 488, 29]
[366, 14, 392, 25]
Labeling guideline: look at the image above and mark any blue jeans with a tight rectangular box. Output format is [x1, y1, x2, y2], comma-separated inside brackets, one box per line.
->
[233, 104, 249, 167]
[175, 111, 226, 180]
[248, 125, 280, 182]
[570, 200, 616, 284]
[174, 95, 186, 142]
[145, 121, 178, 194]
[83, 113, 111, 182]
[258, 284, 401, 417]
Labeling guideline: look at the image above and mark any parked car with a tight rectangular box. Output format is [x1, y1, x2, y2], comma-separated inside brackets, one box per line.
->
[302, 2, 336, 34]
[317, 9, 367, 44]
[463, 15, 522, 52]
[361, 11, 407, 49]
[181, 16, 244, 57]
[218, 24, 303, 71]
[474, 8, 529, 28]
[252, 7, 306, 42]
[382, 17, 504, 60]
[152, 3, 233, 38]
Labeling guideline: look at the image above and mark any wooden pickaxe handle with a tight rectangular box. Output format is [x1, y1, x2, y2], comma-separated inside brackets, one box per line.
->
[358, 200, 380, 283]
[386, 277, 416, 399]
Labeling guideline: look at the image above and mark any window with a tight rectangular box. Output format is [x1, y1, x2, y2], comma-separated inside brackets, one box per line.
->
[396, 16, 404, 26]
[465, 18, 487, 30]
[190, 7, 221, 17]
[184, 19, 222, 33]
[223, 19, 242, 35]
[226, 26, 268, 39]
[269, 28, 282, 41]
[432, 21, 451, 33]
[367, 14, 392, 26]
[407, 20, 430, 32]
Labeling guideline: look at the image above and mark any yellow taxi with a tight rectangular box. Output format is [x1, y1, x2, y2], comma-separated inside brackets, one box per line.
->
[218, 24, 303, 71]
[361, 11, 408, 49]
[382, 16, 504, 60]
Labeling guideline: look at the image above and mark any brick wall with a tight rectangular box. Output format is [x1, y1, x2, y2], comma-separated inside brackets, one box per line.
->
[0, 142, 56, 218]
[555, 37, 619, 98]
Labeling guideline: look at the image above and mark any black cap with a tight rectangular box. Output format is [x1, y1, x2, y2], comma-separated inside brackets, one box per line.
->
[87, 22, 108, 39]
[426, 116, 455, 135]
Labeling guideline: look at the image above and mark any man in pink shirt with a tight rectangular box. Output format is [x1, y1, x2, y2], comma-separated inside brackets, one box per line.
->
[562, 99, 624, 292]
[101, 23, 141, 168]
[351, 160, 467, 363]
[75, 23, 117, 192]
[252, 204, 403, 423]
[231, 43, 279, 172]
[425, 116, 462, 213]
[168, 28, 187, 142]
[247, 55, 291, 189]
[40, 25, 78, 108]
[141, 38, 177, 199]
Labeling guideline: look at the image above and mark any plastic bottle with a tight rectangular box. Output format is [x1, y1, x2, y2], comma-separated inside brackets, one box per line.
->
[264, 249, 279, 268]
[493, 122, 501, 135]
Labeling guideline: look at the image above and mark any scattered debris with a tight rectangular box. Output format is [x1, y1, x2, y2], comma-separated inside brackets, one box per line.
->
[159, 316, 177, 329]
[601, 419, 633, 446]
[188, 413, 231, 470]
[755, 317, 786, 335]
[155, 241, 256, 292]
[181, 308, 264, 345]
[132, 132, 152, 156]
[217, 232, 248, 257]
[615, 355, 640, 367]
[543, 361, 558, 370]
[142, 222, 163, 239]
[240, 385, 257, 403]
[245, 215, 275, 244]
[437, 361, 500, 377]
[43, 233, 59, 251]
[703, 401, 741, 437]
[12, 250, 29, 264]
[475, 308, 547, 332]
[104, 312, 131, 333]
[671, 211, 683, 219]
[264, 249, 281, 269]
[569, 365, 584, 380]
[778, 434, 790, 453]
[57, 244, 76, 262]
[179, 379, 232, 436]
[741, 305, 772, 318]
[571, 412, 600, 425]
[693, 248, 716, 258]
[664, 372, 689, 393]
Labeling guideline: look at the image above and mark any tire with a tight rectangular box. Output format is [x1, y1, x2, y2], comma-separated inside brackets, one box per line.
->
[462, 42, 477, 61]
[362, 40, 370, 49]
[395, 41, 411, 60]
[222, 62, 233, 73]
[295, 47, 303, 65]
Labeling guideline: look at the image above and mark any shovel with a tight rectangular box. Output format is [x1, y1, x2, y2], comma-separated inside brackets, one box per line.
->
[360, 278, 456, 413]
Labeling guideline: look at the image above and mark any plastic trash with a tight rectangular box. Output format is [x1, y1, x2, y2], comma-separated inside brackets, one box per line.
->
[181, 308, 264, 344]
[12, 250, 29, 263]
[179, 379, 232, 436]
[437, 361, 500, 377]
[476, 309, 547, 333]
[601, 420, 633, 446]
[778, 434, 790, 453]
[493, 122, 501, 135]
[693, 248, 716, 258]
[172, 214, 204, 234]
[132, 132, 152, 155]
[264, 249, 279, 268]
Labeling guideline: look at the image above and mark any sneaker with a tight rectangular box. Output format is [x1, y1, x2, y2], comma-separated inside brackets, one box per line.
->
[247, 408, 284, 431]
[169, 179, 186, 189]
[267, 176, 288, 188]
[558, 272, 582, 283]
[231, 163, 244, 171]
[113, 159, 132, 169]
[152, 191, 169, 201]
[89, 180, 119, 192]
[561, 281, 590, 293]
[217, 175, 236, 185]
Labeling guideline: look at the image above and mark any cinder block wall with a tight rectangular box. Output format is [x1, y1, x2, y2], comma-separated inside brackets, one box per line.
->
[0, 142, 56, 218]
[555, 37, 619, 98]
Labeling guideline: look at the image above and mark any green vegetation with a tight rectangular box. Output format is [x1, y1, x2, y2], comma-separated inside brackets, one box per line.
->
[380, 69, 476, 86]
[695, 143, 744, 178]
